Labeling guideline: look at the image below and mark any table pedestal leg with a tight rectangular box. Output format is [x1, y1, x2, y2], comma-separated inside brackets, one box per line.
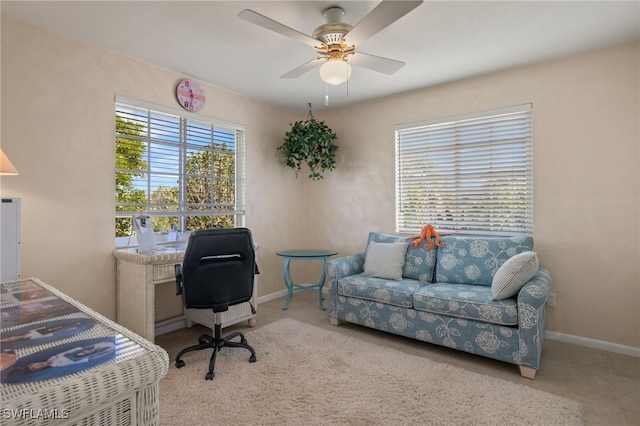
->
[317, 259, 327, 310]
[282, 259, 294, 310]
[281, 258, 328, 311]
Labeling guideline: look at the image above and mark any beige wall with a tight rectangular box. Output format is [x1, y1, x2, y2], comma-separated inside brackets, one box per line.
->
[315, 42, 640, 348]
[0, 15, 307, 319]
[2, 15, 638, 348]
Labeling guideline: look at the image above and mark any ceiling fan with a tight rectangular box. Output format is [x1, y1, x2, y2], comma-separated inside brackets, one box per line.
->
[238, 1, 423, 86]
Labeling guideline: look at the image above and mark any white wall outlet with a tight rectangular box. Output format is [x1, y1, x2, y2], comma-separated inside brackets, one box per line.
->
[547, 292, 557, 307]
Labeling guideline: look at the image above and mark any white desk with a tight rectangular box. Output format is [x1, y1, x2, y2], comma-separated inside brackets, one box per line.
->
[0, 278, 168, 426]
[114, 245, 257, 343]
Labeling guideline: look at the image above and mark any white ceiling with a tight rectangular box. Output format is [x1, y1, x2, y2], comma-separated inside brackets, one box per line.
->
[2, 1, 639, 113]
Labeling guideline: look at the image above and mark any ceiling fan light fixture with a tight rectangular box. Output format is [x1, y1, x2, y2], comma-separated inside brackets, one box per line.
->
[319, 60, 352, 85]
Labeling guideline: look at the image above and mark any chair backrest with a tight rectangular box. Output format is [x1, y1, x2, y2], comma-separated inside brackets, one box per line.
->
[180, 228, 256, 312]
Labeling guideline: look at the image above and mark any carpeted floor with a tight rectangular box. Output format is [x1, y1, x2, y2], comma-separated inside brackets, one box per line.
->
[160, 318, 583, 425]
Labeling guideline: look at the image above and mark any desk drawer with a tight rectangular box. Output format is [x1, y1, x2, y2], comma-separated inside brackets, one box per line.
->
[153, 264, 176, 282]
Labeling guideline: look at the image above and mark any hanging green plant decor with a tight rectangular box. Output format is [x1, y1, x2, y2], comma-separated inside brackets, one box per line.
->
[277, 105, 338, 180]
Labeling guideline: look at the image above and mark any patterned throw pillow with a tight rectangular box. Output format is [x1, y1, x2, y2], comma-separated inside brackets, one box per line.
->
[362, 241, 410, 281]
[491, 251, 539, 300]
[367, 232, 436, 283]
[436, 236, 534, 286]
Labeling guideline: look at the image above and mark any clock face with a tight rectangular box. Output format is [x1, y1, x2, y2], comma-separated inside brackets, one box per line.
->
[176, 79, 205, 112]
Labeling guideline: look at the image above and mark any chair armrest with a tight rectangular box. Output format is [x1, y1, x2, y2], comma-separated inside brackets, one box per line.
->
[327, 252, 365, 283]
[175, 264, 183, 295]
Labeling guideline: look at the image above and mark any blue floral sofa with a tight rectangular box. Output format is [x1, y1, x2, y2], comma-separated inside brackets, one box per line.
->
[327, 232, 551, 379]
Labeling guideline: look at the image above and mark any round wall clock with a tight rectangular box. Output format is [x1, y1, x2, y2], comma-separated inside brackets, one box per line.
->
[176, 79, 205, 112]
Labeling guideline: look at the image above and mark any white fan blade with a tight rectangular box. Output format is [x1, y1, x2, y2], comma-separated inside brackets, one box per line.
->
[346, 0, 423, 46]
[280, 58, 323, 79]
[349, 52, 405, 75]
[238, 9, 319, 48]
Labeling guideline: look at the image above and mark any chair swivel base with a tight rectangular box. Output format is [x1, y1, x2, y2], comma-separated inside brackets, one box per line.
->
[175, 322, 257, 380]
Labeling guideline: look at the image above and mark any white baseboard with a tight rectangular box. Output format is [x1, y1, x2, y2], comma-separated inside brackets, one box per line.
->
[545, 330, 640, 358]
[256, 289, 288, 304]
[155, 315, 187, 336]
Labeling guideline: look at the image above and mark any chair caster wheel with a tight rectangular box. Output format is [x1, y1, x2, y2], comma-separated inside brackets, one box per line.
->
[175, 360, 185, 368]
[199, 337, 208, 345]
[205, 372, 214, 380]
[249, 355, 257, 363]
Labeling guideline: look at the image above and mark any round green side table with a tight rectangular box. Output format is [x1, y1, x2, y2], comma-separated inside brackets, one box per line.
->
[276, 249, 338, 310]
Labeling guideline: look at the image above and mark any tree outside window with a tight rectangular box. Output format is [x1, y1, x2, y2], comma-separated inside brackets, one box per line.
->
[115, 99, 244, 246]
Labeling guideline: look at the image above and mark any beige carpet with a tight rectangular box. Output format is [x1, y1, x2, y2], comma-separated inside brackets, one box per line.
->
[160, 319, 583, 425]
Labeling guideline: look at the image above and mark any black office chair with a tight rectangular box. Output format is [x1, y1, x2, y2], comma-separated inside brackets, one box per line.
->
[174, 228, 258, 380]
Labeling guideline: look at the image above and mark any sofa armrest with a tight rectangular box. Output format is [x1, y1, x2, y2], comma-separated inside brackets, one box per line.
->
[517, 267, 551, 311]
[327, 253, 365, 322]
[327, 252, 365, 283]
[516, 267, 551, 372]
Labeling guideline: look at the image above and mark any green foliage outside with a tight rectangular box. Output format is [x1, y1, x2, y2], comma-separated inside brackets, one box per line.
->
[115, 116, 235, 238]
[184, 147, 235, 231]
[115, 116, 147, 237]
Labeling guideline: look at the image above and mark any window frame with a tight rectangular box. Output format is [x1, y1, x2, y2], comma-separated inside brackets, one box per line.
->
[115, 95, 245, 247]
[395, 104, 533, 237]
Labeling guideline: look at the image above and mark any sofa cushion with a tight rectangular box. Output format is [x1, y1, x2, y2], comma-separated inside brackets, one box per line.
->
[338, 274, 424, 308]
[491, 251, 539, 300]
[435, 236, 534, 286]
[412, 283, 519, 326]
[368, 232, 437, 283]
[363, 241, 409, 280]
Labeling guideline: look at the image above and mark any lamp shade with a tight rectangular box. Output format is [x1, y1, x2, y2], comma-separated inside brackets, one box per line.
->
[319, 60, 352, 85]
[0, 149, 19, 175]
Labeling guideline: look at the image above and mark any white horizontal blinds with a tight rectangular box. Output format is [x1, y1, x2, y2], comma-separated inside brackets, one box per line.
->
[234, 129, 246, 225]
[395, 104, 533, 236]
[184, 118, 239, 215]
[115, 97, 245, 235]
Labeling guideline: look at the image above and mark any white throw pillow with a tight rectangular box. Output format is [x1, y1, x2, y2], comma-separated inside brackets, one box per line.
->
[491, 251, 539, 300]
[362, 241, 409, 281]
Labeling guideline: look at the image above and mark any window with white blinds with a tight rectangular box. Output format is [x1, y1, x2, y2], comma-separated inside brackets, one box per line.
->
[395, 104, 533, 237]
[115, 96, 245, 245]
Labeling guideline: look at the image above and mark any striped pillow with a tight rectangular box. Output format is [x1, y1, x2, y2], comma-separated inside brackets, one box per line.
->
[491, 251, 539, 300]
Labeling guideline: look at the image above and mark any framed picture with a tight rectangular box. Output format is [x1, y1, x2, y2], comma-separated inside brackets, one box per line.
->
[1, 337, 117, 384]
[0, 317, 96, 350]
[0, 299, 79, 329]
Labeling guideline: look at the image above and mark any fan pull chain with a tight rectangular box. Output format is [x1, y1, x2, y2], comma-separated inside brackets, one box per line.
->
[325, 84, 329, 106]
